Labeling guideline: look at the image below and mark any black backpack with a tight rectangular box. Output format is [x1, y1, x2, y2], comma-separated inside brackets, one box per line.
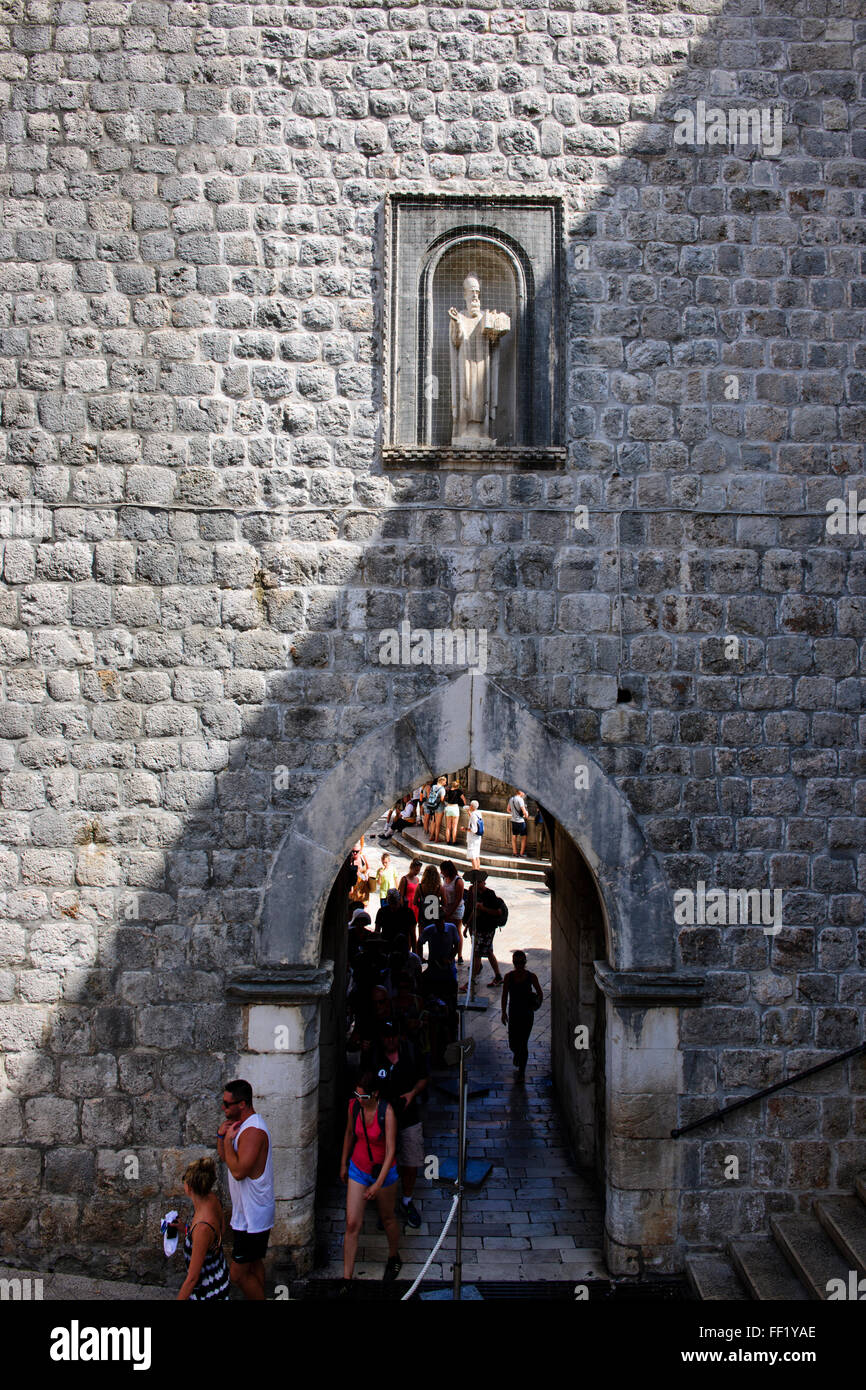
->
[496, 897, 509, 928]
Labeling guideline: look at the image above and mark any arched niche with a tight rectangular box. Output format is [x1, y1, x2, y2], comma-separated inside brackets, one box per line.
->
[418, 232, 532, 447]
[384, 195, 565, 465]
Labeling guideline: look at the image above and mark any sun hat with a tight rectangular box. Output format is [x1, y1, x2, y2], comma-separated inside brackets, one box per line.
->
[161, 1209, 179, 1256]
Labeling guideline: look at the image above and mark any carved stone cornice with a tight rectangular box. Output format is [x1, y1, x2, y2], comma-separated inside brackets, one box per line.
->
[383, 445, 567, 469]
[594, 962, 705, 1008]
[226, 963, 334, 1004]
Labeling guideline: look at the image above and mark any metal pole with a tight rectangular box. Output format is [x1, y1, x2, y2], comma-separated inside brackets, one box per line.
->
[453, 875, 479, 1300]
[453, 1002, 465, 1301]
[467, 875, 478, 1004]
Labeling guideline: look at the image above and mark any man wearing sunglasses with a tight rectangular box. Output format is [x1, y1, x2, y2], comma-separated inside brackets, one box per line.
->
[216, 1079, 275, 1300]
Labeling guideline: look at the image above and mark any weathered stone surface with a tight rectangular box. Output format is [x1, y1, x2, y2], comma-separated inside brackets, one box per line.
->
[0, 0, 861, 1286]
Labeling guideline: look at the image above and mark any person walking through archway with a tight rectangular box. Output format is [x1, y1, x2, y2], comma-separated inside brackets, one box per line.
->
[371, 1021, 428, 1232]
[440, 860, 466, 963]
[375, 887, 416, 948]
[339, 1068, 401, 1290]
[501, 951, 543, 1081]
[465, 872, 504, 987]
[374, 851, 399, 907]
[398, 858, 422, 948]
[418, 863, 444, 931]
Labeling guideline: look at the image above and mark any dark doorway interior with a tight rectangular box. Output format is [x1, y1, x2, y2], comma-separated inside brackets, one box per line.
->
[312, 785, 608, 1283]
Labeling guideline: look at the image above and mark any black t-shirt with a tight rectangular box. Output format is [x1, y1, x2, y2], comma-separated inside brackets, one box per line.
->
[372, 1039, 427, 1128]
[445, 787, 464, 805]
[376, 902, 416, 944]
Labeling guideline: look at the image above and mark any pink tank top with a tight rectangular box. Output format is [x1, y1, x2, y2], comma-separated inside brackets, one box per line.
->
[405, 878, 419, 919]
[350, 1101, 386, 1175]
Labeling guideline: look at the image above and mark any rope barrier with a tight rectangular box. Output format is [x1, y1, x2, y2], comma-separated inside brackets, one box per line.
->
[400, 1193, 459, 1301]
[401, 889, 479, 1300]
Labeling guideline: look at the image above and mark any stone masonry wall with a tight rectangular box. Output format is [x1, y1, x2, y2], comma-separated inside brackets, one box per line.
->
[0, 0, 863, 1276]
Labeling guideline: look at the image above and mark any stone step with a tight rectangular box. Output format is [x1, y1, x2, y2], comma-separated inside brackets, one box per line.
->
[815, 1197, 866, 1274]
[390, 830, 548, 883]
[769, 1215, 849, 1300]
[685, 1253, 749, 1301]
[729, 1238, 809, 1301]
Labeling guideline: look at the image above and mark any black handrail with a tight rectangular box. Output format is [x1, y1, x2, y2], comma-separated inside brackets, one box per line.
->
[670, 1041, 866, 1139]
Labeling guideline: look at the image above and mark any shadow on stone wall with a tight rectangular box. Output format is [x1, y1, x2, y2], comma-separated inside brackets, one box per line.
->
[1, 0, 863, 1285]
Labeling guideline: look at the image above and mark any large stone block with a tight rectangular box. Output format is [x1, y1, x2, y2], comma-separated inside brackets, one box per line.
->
[246, 1003, 319, 1055]
[234, 1051, 320, 1107]
[607, 1134, 678, 1191]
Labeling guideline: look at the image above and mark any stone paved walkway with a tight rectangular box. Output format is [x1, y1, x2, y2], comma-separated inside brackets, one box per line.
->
[0, 1265, 174, 1301]
[313, 826, 607, 1283]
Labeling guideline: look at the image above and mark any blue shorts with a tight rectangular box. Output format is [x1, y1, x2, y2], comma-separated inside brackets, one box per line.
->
[348, 1160, 399, 1189]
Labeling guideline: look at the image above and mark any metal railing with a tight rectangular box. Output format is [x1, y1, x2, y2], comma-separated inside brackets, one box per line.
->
[670, 1040, 866, 1139]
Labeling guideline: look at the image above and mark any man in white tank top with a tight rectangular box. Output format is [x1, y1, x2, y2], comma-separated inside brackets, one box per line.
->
[216, 1079, 275, 1300]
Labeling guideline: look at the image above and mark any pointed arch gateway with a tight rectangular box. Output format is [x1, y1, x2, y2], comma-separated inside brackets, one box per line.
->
[257, 673, 670, 970]
[231, 675, 704, 1279]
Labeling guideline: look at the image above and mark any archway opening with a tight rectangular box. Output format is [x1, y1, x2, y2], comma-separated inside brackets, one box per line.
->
[255, 673, 681, 1281]
[310, 773, 608, 1286]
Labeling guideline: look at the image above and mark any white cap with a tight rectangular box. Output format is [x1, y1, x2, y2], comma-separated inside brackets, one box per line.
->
[161, 1209, 179, 1256]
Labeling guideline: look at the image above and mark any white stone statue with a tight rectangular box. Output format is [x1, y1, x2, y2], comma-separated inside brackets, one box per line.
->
[448, 274, 510, 448]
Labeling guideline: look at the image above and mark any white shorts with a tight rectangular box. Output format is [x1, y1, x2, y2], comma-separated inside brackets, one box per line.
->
[444, 805, 460, 818]
[466, 833, 481, 858]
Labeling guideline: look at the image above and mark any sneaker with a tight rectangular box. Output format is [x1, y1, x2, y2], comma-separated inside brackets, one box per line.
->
[488, 977, 503, 987]
[383, 1255, 402, 1282]
[402, 1200, 421, 1229]
[336, 1278, 352, 1297]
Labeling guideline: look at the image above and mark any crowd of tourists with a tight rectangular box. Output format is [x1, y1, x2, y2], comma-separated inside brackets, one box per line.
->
[165, 784, 544, 1301]
[378, 778, 539, 860]
[339, 837, 542, 1290]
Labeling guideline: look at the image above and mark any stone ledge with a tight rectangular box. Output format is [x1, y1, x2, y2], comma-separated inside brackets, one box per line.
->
[226, 963, 334, 1003]
[382, 445, 567, 469]
[594, 962, 705, 1008]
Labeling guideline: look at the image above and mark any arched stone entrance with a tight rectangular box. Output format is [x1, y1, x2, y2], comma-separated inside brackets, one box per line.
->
[227, 675, 704, 1277]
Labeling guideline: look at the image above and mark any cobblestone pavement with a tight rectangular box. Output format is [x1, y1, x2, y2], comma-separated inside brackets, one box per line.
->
[312, 826, 607, 1283]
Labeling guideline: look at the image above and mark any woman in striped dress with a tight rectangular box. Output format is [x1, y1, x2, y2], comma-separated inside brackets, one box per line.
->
[175, 1157, 231, 1301]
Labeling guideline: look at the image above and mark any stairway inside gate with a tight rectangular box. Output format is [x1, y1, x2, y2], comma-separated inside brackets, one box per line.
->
[311, 852, 607, 1284]
[687, 1173, 866, 1300]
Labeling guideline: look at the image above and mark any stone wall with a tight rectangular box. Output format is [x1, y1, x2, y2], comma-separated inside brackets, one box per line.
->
[550, 822, 605, 1177]
[0, 0, 863, 1278]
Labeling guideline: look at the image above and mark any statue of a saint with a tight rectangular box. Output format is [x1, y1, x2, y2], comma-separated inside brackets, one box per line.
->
[448, 274, 510, 448]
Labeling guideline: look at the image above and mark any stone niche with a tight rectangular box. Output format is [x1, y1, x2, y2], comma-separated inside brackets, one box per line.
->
[383, 194, 565, 467]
